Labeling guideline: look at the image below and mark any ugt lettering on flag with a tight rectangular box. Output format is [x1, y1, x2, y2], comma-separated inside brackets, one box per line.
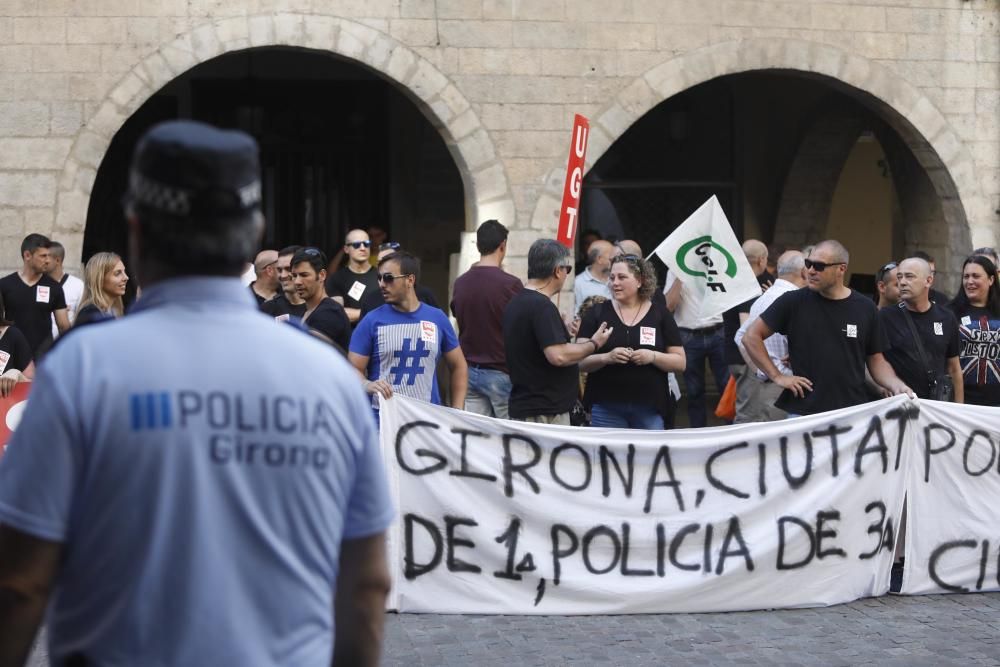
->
[556, 114, 589, 249]
[650, 195, 761, 320]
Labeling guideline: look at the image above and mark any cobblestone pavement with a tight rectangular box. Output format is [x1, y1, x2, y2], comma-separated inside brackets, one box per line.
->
[26, 593, 1000, 666]
[383, 593, 1000, 666]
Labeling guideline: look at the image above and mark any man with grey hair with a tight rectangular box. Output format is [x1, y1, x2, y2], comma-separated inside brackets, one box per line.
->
[879, 257, 963, 402]
[503, 238, 612, 424]
[722, 239, 771, 421]
[574, 239, 613, 314]
[734, 250, 807, 422]
[0, 121, 393, 666]
[46, 240, 84, 337]
[743, 239, 912, 416]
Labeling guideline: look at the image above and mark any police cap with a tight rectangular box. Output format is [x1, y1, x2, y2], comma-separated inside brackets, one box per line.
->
[125, 120, 261, 220]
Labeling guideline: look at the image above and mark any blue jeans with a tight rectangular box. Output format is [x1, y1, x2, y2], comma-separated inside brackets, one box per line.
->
[590, 402, 664, 430]
[680, 327, 731, 428]
[464, 366, 512, 419]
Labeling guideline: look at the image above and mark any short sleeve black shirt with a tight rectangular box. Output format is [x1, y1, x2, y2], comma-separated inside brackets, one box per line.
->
[578, 299, 682, 414]
[304, 299, 351, 353]
[503, 289, 577, 418]
[761, 288, 884, 415]
[325, 265, 379, 312]
[0, 326, 32, 373]
[879, 303, 960, 399]
[260, 293, 307, 320]
[948, 303, 1000, 406]
[0, 273, 67, 358]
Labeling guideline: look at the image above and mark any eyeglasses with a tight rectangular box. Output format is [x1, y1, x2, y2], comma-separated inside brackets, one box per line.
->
[302, 247, 321, 256]
[876, 262, 897, 280]
[378, 272, 411, 284]
[612, 253, 641, 263]
[804, 259, 847, 272]
[379, 242, 401, 252]
[347, 240, 371, 249]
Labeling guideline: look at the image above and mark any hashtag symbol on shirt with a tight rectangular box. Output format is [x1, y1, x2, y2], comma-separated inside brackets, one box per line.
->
[390, 338, 431, 385]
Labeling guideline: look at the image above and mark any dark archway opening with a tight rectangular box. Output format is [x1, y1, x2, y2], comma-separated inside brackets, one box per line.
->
[580, 70, 963, 294]
[85, 46, 465, 304]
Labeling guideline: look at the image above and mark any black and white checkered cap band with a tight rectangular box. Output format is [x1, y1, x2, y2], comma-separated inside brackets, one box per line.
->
[129, 172, 262, 216]
[129, 172, 192, 216]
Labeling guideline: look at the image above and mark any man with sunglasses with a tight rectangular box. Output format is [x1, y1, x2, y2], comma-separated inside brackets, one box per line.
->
[326, 229, 378, 325]
[292, 247, 351, 353]
[743, 239, 911, 416]
[349, 251, 467, 420]
[249, 249, 279, 306]
[875, 261, 901, 309]
[503, 239, 612, 425]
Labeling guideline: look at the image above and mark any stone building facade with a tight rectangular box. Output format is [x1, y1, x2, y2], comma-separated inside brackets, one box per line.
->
[0, 0, 997, 299]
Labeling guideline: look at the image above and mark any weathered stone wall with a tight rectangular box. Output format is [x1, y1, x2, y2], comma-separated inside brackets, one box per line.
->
[0, 0, 995, 282]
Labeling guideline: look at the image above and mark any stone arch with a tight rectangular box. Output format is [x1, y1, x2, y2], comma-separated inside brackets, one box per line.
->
[54, 12, 513, 268]
[530, 38, 991, 276]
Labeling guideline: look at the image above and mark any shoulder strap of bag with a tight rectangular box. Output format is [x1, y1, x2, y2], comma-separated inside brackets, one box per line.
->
[900, 304, 932, 374]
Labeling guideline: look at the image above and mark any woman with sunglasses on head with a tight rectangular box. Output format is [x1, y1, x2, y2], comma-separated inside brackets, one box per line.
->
[74, 252, 128, 327]
[947, 255, 1000, 406]
[576, 254, 686, 429]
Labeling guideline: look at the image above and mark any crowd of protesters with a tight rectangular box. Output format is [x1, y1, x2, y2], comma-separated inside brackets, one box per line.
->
[0, 222, 997, 421]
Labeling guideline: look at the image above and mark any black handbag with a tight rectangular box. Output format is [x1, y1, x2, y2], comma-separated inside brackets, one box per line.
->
[900, 305, 954, 402]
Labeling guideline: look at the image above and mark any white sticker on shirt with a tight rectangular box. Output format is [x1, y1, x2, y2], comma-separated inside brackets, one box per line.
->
[933, 322, 943, 336]
[275, 314, 290, 323]
[347, 280, 366, 302]
[961, 315, 972, 325]
[845, 324, 857, 338]
[0, 350, 9, 374]
[639, 326, 656, 346]
[420, 320, 437, 345]
[36, 285, 50, 303]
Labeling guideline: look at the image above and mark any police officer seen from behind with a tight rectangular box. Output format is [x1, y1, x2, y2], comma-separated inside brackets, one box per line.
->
[879, 257, 963, 402]
[0, 120, 394, 666]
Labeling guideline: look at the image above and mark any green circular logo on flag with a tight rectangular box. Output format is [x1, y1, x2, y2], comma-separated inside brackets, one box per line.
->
[676, 236, 738, 279]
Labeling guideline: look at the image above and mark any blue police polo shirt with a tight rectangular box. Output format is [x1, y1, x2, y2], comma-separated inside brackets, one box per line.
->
[0, 277, 394, 666]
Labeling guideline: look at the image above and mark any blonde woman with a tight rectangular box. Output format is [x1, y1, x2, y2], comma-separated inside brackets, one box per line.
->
[75, 252, 129, 327]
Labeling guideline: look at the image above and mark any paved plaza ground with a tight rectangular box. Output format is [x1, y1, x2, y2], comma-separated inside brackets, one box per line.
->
[26, 592, 999, 665]
[383, 593, 1000, 666]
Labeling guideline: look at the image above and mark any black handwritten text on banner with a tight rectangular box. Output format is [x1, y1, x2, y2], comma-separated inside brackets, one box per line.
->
[378, 395, 984, 614]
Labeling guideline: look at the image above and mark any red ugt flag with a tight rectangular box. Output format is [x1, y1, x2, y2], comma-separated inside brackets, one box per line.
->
[557, 114, 590, 248]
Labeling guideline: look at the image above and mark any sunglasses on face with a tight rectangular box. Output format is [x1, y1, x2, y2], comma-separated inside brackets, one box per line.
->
[347, 241, 371, 249]
[378, 272, 411, 284]
[804, 259, 846, 272]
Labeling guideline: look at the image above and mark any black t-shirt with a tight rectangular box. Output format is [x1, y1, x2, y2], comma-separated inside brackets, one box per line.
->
[761, 288, 884, 415]
[325, 265, 379, 312]
[948, 303, 1000, 406]
[0, 326, 32, 373]
[503, 289, 577, 418]
[879, 303, 960, 399]
[260, 293, 308, 320]
[0, 272, 67, 358]
[304, 298, 351, 353]
[579, 299, 682, 414]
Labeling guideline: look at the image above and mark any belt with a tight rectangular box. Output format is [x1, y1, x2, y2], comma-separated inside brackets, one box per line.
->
[679, 324, 723, 334]
[468, 362, 506, 372]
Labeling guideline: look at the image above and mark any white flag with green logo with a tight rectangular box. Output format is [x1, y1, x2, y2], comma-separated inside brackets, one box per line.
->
[650, 195, 762, 320]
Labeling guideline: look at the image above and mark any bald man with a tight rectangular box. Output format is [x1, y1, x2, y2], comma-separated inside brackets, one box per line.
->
[879, 257, 963, 402]
[250, 249, 279, 306]
[574, 239, 614, 314]
[743, 239, 911, 416]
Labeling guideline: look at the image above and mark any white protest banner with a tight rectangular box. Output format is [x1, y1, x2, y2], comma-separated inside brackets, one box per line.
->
[381, 395, 914, 614]
[902, 400, 1000, 595]
[650, 195, 761, 320]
